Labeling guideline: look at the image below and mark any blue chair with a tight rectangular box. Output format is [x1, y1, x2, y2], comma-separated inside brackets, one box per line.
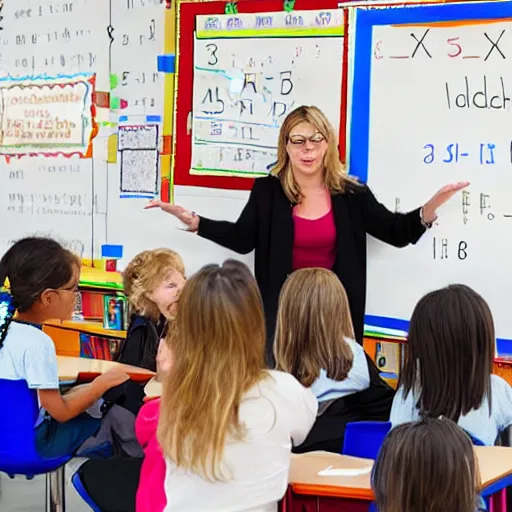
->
[0, 379, 71, 511]
[342, 421, 392, 460]
[342, 421, 392, 512]
[71, 470, 102, 512]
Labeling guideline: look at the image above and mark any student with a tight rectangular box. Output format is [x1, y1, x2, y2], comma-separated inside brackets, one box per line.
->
[372, 417, 484, 512]
[274, 268, 395, 453]
[76, 336, 172, 512]
[158, 259, 317, 511]
[0, 237, 129, 459]
[117, 248, 185, 371]
[390, 284, 512, 445]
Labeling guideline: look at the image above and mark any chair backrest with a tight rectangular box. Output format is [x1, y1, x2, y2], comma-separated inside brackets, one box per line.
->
[466, 431, 486, 446]
[0, 379, 69, 476]
[342, 421, 392, 459]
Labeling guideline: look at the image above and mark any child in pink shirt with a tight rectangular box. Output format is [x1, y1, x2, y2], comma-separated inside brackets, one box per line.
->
[136, 335, 172, 511]
[135, 398, 165, 512]
[76, 336, 171, 512]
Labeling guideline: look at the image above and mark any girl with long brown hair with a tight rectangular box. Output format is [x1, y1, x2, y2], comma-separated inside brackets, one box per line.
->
[372, 417, 484, 512]
[391, 284, 512, 445]
[158, 259, 317, 511]
[275, 268, 394, 453]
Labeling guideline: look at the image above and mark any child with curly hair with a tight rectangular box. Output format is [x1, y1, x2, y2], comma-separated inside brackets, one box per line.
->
[117, 248, 185, 372]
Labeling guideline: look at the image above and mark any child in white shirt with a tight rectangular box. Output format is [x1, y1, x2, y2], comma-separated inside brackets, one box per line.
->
[158, 259, 317, 512]
[0, 237, 129, 459]
[390, 284, 512, 445]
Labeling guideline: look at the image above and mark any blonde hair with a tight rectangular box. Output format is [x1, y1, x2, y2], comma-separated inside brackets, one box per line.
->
[271, 105, 360, 203]
[123, 248, 184, 321]
[274, 268, 354, 387]
[158, 259, 267, 481]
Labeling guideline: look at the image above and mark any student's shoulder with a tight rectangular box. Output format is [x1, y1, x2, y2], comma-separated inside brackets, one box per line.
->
[344, 336, 362, 354]
[491, 374, 512, 397]
[265, 370, 309, 396]
[127, 314, 154, 334]
[7, 322, 55, 348]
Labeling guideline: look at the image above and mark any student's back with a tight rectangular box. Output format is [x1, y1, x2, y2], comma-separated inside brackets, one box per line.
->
[158, 260, 317, 512]
[274, 268, 394, 453]
[0, 321, 58, 389]
[165, 370, 315, 511]
[390, 284, 512, 445]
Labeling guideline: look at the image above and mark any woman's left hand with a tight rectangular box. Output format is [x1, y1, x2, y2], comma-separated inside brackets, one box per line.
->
[422, 181, 470, 223]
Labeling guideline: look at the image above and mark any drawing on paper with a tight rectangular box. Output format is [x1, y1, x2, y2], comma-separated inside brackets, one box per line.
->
[119, 124, 159, 196]
[0, 73, 97, 158]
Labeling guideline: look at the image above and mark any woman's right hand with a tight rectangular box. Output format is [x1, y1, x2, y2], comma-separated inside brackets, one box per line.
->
[145, 199, 199, 232]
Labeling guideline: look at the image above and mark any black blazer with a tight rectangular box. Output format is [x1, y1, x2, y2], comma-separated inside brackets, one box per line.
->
[198, 175, 425, 362]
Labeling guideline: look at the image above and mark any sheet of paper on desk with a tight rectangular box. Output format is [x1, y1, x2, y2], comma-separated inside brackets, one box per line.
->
[318, 466, 372, 477]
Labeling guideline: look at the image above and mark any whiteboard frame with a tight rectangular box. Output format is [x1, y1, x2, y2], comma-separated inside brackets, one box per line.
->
[347, 0, 512, 347]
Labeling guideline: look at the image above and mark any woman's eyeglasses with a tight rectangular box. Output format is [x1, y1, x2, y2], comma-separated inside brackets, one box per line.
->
[288, 134, 325, 147]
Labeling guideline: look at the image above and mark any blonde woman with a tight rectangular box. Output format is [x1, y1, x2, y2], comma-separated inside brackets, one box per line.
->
[117, 248, 185, 371]
[147, 105, 467, 365]
[158, 259, 317, 511]
[275, 268, 395, 453]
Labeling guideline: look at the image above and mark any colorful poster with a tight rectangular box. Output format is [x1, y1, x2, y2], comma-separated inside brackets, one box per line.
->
[0, 74, 97, 158]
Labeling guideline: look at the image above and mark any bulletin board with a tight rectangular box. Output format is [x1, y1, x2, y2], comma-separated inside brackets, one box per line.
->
[173, 0, 345, 191]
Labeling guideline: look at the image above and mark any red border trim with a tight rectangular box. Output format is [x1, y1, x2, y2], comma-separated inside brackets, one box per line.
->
[174, 0, 343, 191]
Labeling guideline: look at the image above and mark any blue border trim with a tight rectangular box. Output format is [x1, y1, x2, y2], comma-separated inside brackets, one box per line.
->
[120, 193, 156, 199]
[348, 1, 512, 183]
[365, 314, 512, 355]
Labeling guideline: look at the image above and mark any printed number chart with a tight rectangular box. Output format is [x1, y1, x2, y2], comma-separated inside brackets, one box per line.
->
[173, 0, 345, 191]
[191, 10, 344, 178]
[348, 2, 512, 342]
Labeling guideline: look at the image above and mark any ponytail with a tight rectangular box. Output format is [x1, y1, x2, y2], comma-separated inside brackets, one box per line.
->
[0, 278, 17, 350]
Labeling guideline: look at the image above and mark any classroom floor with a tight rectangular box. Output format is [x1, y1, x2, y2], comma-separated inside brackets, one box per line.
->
[0, 463, 89, 512]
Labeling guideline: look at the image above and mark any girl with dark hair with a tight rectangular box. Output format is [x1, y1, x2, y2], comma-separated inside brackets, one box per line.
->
[391, 284, 512, 445]
[372, 417, 484, 512]
[0, 237, 129, 459]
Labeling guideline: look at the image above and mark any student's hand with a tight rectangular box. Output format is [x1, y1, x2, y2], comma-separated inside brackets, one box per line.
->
[156, 339, 173, 374]
[145, 200, 199, 232]
[94, 369, 130, 391]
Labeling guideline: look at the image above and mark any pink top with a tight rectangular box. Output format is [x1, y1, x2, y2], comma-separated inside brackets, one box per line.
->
[292, 209, 336, 271]
[135, 399, 166, 512]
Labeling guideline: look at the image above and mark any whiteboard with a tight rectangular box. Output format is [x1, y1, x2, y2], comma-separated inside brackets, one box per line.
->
[191, 10, 344, 178]
[348, 3, 512, 341]
[105, 0, 167, 262]
[0, 0, 109, 259]
[0, 0, 168, 263]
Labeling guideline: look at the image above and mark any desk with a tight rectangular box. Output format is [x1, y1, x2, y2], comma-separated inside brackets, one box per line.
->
[286, 447, 512, 509]
[57, 356, 154, 384]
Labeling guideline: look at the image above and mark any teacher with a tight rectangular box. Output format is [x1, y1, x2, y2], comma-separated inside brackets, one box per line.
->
[147, 106, 467, 365]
